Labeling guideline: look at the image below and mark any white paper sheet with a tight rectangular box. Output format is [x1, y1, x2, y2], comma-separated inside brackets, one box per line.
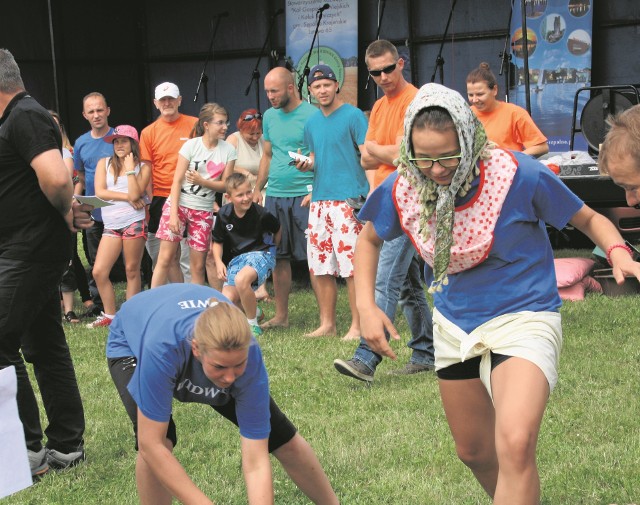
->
[73, 194, 114, 208]
[0, 366, 32, 498]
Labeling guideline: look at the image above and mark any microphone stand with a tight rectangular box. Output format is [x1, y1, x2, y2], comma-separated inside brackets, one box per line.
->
[365, 0, 387, 98]
[430, 0, 458, 84]
[297, 8, 327, 97]
[244, 9, 283, 112]
[498, 0, 514, 102]
[520, 0, 531, 114]
[194, 15, 224, 103]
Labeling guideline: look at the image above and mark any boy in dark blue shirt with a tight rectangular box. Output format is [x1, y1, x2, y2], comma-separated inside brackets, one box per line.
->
[212, 173, 280, 336]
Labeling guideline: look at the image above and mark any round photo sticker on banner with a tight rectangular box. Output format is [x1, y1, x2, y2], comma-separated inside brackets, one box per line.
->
[567, 29, 591, 55]
[568, 0, 590, 18]
[525, 0, 547, 19]
[541, 13, 566, 44]
[297, 46, 344, 103]
[511, 27, 538, 59]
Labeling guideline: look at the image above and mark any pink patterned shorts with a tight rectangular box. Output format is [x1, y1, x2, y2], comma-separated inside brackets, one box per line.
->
[307, 200, 363, 277]
[103, 219, 147, 240]
[155, 199, 213, 252]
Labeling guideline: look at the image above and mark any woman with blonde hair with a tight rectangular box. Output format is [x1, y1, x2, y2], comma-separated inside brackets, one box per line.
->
[107, 284, 339, 505]
[599, 104, 640, 207]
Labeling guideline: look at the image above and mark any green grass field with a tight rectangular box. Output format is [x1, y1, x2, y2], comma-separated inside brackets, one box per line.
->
[5, 257, 640, 504]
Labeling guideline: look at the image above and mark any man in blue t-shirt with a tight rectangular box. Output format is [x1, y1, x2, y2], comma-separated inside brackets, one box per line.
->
[253, 67, 317, 330]
[73, 92, 119, 314]
[107, 284, 338, 504]
[300, 64, 369, 339]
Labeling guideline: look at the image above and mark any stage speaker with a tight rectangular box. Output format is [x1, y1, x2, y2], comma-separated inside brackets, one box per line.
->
[579, 85, 639, 154]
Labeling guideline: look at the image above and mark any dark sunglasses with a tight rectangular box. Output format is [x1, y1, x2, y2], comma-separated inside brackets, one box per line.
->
[243, 113, 263, 121]
[368, 62, 397, 77]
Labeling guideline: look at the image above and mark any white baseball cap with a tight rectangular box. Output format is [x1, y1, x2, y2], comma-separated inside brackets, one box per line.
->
[154, 82, 180, 100]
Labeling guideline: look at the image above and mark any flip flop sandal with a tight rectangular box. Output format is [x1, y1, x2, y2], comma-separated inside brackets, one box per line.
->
[64, 311, 80, 324]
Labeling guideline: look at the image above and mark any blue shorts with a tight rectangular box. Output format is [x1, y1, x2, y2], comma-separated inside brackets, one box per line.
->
[224, 251, 275, 289]
[264, 195, 309, 261]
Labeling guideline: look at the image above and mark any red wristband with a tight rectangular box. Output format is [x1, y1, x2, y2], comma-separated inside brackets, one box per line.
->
[606, 243, 633, 267]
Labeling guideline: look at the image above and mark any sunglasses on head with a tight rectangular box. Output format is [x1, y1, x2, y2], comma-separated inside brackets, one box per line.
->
[368, 62, 397, 77]
[243, 113, 263, 121]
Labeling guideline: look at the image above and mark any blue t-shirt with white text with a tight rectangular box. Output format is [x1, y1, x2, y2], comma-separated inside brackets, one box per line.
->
[106, 284, 271, 440]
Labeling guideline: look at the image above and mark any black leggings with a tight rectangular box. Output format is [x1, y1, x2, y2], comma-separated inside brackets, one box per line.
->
[436, 353, 512, 380]
[60, 234, 91, 302]
[108, 356, 297, 452]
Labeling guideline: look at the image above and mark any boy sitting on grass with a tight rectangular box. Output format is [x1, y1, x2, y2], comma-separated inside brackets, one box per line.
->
[212, 173, 280, 336]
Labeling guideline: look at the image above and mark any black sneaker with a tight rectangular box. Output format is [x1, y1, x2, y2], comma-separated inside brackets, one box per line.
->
[389, 362, 435, 375]
[333, 358, 374, 382]
[46, 447, 86, 470]
[28, 448, 49, 478]
[345, 195, 366, 210]
[81, 304, 103, 319]
[346, 195, 367, 224]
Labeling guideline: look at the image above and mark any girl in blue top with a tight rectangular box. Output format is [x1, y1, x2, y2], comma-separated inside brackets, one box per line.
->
[107, 284, 338, 504]
[354, 83, 640, 504]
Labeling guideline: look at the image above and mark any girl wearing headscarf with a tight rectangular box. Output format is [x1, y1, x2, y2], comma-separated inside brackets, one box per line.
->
[353, 83, 640, 503]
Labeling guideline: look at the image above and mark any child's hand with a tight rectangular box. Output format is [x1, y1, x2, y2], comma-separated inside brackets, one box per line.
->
[185, 169, 203, 185]
[169, 214, 181, 235]
[128, 198, 145, 210]
[216, 263, 227, 281]
[124, 152, 135, 172]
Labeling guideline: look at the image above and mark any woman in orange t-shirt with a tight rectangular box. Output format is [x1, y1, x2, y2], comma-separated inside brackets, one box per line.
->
[467, 62, 549, 157]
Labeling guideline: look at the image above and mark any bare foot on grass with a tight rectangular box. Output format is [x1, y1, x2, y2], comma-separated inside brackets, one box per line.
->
[261, 318, 289, 329]
[255, 284, 272, 303]
[304, 325, 337, 338]
[341, 328, 361, 341]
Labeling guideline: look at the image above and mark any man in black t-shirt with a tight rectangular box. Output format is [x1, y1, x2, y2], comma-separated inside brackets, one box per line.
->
[0, 49, 92, 477]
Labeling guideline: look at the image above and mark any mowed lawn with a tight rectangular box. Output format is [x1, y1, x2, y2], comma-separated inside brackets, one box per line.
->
[5, 254, 640, 505]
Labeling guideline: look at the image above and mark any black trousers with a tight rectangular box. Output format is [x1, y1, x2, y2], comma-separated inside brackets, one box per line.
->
[60, 232, 91, 302]
[0, 258, 85, 452]
[108, 356, 297, 452]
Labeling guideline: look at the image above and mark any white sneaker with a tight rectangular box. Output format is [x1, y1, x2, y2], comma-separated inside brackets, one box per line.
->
[86, 312, 113, 329]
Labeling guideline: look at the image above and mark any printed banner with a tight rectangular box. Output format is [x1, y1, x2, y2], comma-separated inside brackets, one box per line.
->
[285, 0, 358, 106]
[509, 0, 593, 151]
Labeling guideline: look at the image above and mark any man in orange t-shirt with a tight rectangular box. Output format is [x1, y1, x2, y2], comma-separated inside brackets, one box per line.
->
[361, 58, 417, 188]
[334, 40, 435, 383]
[140, 82, 197, 281]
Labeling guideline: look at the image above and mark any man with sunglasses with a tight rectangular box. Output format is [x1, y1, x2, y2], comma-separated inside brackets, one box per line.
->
[334, 40, 435, 382]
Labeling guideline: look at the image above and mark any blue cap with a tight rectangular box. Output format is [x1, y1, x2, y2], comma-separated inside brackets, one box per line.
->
[308, 64, 338, 86]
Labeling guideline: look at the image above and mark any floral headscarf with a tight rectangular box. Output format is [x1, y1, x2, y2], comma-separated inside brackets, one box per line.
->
[397, 83, 493, 292]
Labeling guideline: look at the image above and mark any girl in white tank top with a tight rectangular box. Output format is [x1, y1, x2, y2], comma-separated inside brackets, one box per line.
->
[89, 125, 151, 328]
